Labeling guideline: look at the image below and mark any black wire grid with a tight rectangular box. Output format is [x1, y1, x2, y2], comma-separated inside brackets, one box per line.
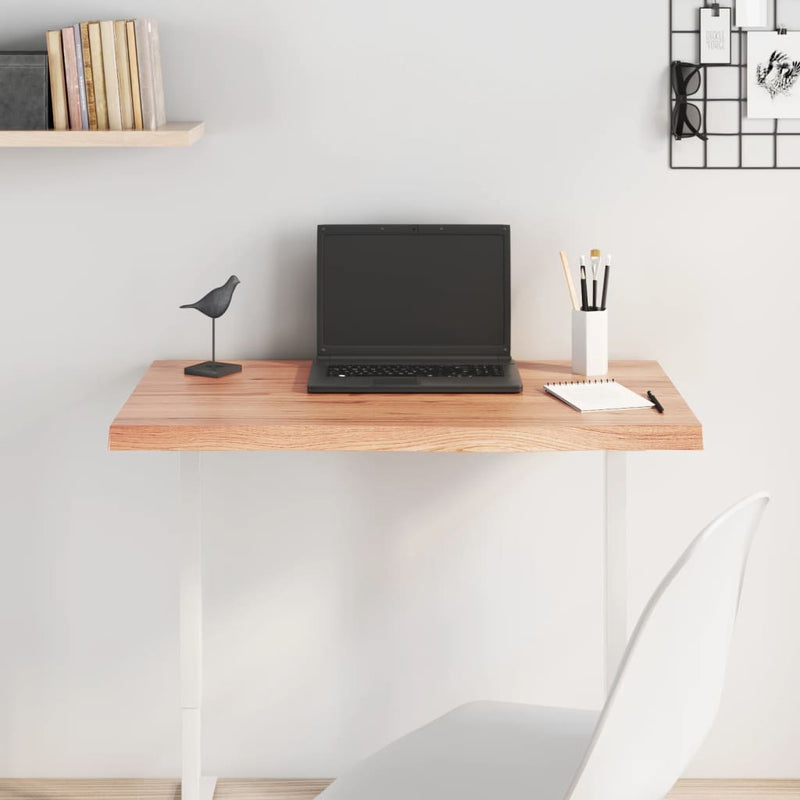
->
[670, 0, 800, 168]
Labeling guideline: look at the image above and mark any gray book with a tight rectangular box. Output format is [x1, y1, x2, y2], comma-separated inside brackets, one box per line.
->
[0, 52, 50, 130]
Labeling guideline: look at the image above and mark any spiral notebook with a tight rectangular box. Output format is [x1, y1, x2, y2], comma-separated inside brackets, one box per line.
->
[543, 378, 654, 412]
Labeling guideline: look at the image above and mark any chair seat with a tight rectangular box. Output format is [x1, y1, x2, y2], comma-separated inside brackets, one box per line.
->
[318, 701, 600, 800]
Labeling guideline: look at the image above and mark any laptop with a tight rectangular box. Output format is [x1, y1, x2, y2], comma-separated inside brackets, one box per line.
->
[307, 224, 523, 393]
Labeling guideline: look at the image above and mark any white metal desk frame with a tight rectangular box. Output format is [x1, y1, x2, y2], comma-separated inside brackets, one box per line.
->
[178, 450, 629, 800]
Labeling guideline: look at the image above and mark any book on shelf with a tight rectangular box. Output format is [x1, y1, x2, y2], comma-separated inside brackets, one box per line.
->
[45, 31, 68, 130]
[126, 21, 143, 130]
[133, 19, 156, 130]
[147, 20, 167, 128]
[61, 27, 81, 130]
[72, 24, 89, 129]
[99, 20, 122, 130]
[79, 23, 98, 130]
[38, 18, 169, 132]
[114, 20, 135, 130]
[87, 22, 108, 129]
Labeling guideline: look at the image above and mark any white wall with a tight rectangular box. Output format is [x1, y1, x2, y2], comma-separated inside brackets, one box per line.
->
[1, 0, 798, 780]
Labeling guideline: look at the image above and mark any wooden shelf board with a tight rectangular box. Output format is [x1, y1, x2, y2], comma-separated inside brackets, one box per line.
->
[0, 779, 795, 800]
[0, 121, 204, 148]
[109, 359, 703, 453]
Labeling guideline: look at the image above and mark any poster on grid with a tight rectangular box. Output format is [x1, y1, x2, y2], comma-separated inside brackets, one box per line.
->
[748, 31, 800, 118]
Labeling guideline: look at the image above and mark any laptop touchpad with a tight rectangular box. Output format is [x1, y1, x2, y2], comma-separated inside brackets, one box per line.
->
[373, 378, 421, 386]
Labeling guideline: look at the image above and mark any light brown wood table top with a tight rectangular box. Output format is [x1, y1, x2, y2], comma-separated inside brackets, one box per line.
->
[109, 360, 702, 453]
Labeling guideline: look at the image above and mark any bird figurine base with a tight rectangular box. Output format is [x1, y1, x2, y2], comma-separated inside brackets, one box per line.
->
[184, 361, 242, 379]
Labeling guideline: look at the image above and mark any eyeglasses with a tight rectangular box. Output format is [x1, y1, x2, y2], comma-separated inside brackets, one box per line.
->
[671, 61, 708, 141]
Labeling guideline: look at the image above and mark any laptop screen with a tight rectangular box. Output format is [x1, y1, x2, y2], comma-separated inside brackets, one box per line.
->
[318, 225, 510, 357]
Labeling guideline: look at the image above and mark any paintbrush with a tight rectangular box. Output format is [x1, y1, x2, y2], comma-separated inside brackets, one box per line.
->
[590, 248, 602, 310]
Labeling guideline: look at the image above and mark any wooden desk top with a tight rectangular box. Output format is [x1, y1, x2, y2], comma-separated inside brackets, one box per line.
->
[109, 360, 702, 453]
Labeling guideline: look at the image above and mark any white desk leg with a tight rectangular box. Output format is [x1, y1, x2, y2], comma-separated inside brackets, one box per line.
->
[180, 452, 218, 800]
[604, 451, 628, 694]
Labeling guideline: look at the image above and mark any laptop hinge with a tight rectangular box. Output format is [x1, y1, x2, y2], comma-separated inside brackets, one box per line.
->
[317, 354, 511, 363]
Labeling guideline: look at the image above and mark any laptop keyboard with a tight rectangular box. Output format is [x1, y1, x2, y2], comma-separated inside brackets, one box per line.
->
[327, 364, 505, 378]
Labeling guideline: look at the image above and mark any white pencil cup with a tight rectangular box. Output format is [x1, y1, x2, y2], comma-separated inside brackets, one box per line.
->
[572, 310, 608, 376]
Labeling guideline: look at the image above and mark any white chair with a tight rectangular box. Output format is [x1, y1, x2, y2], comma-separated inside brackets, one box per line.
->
[318, 492, 770, 800]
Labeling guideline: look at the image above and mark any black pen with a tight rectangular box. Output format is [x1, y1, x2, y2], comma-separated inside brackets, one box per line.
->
[647, 391, 664, 413]
[600, 255, 611, 311]
[580, 256, 589, 311]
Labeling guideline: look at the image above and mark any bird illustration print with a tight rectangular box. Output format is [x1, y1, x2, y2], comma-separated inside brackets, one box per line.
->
[756, 50, 800, 98]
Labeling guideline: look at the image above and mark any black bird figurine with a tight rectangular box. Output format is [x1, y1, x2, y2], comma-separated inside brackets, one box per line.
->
[181, 275, 240, 318]
[180, 275, 242, 378]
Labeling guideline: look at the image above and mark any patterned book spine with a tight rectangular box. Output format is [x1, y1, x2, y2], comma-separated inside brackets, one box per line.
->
[134, 18, 156, 130]
[100, 20, 122, 130]
[61, 27, 81, 130]
[114, 20, 134, 130]
[88, 23, 108, 130]
[73, 24, 89, 129]
[126, 21, 143, 130]
[46, 30, 68, 130]
[79, 23, 98, 130]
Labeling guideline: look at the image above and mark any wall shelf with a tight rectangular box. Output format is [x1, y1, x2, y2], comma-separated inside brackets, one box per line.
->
[0, 121, 204, 148]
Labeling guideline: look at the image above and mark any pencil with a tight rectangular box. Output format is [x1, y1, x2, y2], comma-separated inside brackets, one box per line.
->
[559, 250, 579, 311]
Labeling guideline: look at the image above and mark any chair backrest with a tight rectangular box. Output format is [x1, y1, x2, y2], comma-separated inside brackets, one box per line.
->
[564, 492, 770, 800]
